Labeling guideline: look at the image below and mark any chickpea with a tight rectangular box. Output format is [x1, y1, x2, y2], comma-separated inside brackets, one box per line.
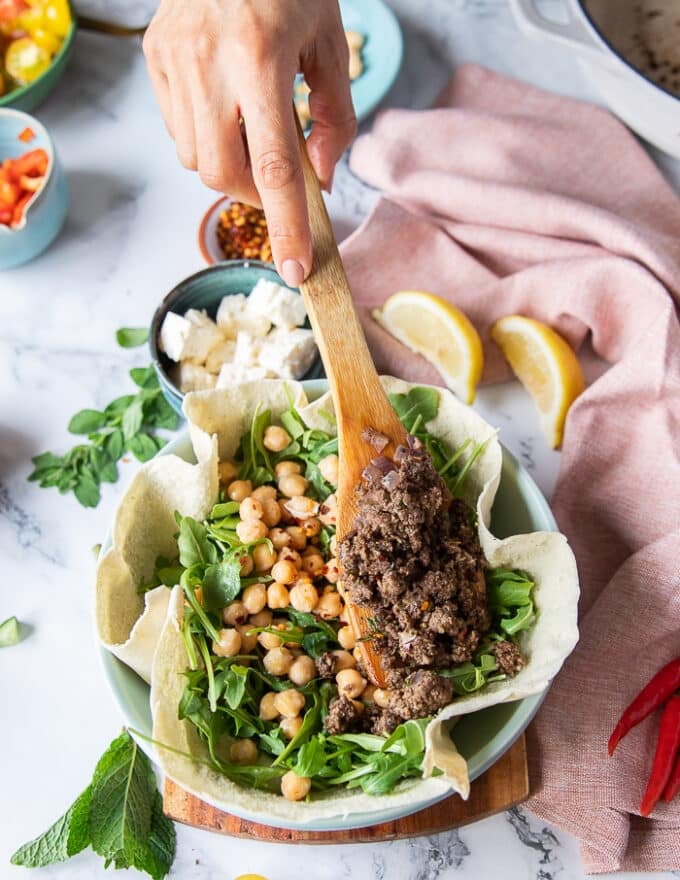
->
[288, 654, 316, 686]
[277, 547, 302, 568]
[353, 646, 364, 665]
[337, 625, 357, 650]
[289, 580, 319, 613]
[267, 582, 290, 610]
[345, 28, 364, 50]
[227, 479, 252, 502]
[263, 425, 292, 452]
[259, 691, 279, 720]
[263, 646, 294, 675]
[213, 628, 242, 658]
[239, 554, 254, 576]
[251, 484, 277, 502]
[318, 453, 339, 486]
[269, 527, 291, 550]
[218, 460, 237, 485]
[242, 582, 267, 614]
[336, 668, 367, 699]
[282, 496, 319, 519]
[324, 558, 340, 584]
[258, 629, 283, 650]
[278, 473, 309, 498]
[271, 559, 298, 584]
[239, 496, 263, 521]
[285, 525, 307, 551]
[277, 500, 295, 524]
[348, 49, 363, 80]
[252, 542, 277, 572]
[261, 498, 282, 527]
[249, 609, 273, 628]
[229, 738, 258, 764]
[331, 649, 356, 671]
[315, 590, 342, 620]
[236, 624, 258, 653]
[223, 601, 248, 626]
[301, 553, 325, 579]
[362, 684, 377, 703]
[373, 688, 392, 709]
[301, 517, 321, 538]
[339, 605, 351, 624]
[351, 698, 366, 716]
[275, 460, 302, 477]
[279, 715, 303, 740]
[236, 519, 268, 544]
[281, 770, 311, 801]
[273, 688, 306, 718]
[329, 534, 338, 555]
[319, 493, 337, 526]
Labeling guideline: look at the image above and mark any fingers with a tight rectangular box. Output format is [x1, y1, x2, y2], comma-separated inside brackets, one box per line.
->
[240, 73, 312, 286]
[304, 36, 357, 189]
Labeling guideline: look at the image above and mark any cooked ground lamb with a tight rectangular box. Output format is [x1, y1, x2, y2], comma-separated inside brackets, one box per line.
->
[333, 434, 498, 735]
[492, 640, 526, 676]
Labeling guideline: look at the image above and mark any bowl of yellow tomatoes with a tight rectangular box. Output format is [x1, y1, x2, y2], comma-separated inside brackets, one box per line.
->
[0, 0, 75, 112]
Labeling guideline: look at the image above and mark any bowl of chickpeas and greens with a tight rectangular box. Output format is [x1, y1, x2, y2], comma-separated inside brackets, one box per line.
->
[97, 377, 578, 829]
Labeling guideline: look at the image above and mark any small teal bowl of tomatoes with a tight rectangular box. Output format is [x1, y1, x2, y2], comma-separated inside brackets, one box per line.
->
[0, 106, 68, 268]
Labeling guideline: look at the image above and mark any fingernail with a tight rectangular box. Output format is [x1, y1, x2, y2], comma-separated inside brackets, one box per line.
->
[281, 259, 305, 287]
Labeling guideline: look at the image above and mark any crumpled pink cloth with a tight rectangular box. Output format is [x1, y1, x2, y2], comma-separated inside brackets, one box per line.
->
[339, 63, 680, 874]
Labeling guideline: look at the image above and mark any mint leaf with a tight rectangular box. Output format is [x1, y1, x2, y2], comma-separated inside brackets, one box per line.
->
[116, 327, 149, 348]
[128, 432, 159, 462]
[68, 409, 107, 435]
[141, 791, 176, 880]
[0, 615, 21, 647]
[11, 785, 92, 867]
[122, 398, 144, 441]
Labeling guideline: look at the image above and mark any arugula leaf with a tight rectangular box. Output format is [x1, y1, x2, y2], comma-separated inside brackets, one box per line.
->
[202, 559, 242, 610]
[177, 516, 218, 568]
[388, 387, 439, 430]
[11, 786, 92, 867]
[116, 327, 150, 348]
[0, 615, 22, 647]
[11, 732, 175, 880]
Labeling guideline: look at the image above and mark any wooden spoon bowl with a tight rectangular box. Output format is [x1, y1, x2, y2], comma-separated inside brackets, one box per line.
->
[296, 127, 405, 688]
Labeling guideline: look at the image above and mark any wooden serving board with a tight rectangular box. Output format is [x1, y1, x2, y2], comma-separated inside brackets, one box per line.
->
[163, 733, 528, 842]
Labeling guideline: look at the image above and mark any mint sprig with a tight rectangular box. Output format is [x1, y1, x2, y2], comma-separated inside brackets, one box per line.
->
[11, 731, 175, 880]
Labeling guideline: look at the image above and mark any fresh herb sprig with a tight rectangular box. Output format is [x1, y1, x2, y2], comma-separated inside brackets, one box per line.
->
[27, 329, 179, 508]
[11, 731, 175, 880]
[0, 615, 22, 647]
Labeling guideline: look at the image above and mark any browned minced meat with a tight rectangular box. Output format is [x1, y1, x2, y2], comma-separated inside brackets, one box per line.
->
[336, 435, 492, 734]
[315, 652, 337, 680]
[324, 695, 363, 735]
[492, 640, 526, 676]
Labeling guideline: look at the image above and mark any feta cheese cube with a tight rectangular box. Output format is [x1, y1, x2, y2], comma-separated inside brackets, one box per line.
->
[246, 278, 307, 329]
[204, 338, 237, 374]
[234, 330, 262, 366]
[258, 327, 317, 379]
[184, 308, 215, 328]
[171, 361, 218, 393]
[216, 362, 271, 388]
[158, 311, 223, 363]
[216, 293, 248, 338]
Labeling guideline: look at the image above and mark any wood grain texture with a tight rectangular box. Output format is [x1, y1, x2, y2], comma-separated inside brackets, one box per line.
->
[296, 120, 406, 688]
[163, 733, 529, 843]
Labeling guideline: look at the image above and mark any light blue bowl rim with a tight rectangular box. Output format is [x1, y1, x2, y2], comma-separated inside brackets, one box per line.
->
[98, 379, 555, 832]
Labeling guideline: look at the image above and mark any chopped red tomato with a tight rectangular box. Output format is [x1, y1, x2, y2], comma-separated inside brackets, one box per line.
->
[0, 146, 49, 227]
[0, 0, 27, 23]
[18, 126, 35, 143]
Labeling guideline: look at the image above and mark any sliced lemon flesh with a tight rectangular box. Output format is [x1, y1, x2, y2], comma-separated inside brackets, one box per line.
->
[372, 290, 484, 404]
[491, 315, 585, 448]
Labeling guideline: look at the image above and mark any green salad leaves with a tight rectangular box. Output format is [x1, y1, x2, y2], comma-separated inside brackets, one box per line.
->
[28, 329, 178, 508]
[11, 732, 175, 880]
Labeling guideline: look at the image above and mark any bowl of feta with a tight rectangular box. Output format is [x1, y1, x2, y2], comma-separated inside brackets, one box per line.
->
[150, 260, 323, 415]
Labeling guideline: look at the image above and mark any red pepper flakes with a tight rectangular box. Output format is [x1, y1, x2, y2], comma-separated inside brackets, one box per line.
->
[216, 201, 272, 262]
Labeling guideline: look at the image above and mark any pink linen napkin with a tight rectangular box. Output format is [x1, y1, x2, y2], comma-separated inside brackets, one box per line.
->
[339, 63, 680, 874]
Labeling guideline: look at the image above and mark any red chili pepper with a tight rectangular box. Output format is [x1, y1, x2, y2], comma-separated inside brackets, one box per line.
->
[663, 748, 680, 803]
[639, 694, 680, 816]
[608, 657, 680, 755]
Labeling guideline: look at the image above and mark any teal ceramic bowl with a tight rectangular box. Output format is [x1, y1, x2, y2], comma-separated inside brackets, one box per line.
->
[0, 3, 76, 112]
[149, 260, 324, 416]
[98, 386, 552, 831]
[0, 107, 68, 269]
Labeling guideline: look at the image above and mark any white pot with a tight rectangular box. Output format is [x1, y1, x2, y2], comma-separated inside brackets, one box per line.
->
[510, 0, 680, 160]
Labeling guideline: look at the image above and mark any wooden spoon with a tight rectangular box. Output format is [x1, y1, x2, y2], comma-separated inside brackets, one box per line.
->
[295, 123, 406, 689]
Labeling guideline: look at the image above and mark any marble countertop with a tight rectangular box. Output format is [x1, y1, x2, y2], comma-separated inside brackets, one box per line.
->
[1, 2, 678, 879]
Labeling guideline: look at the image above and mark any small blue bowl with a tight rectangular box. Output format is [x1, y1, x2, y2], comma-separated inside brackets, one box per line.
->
[0, 108, 68, 269]
[150, 260, 324, 416]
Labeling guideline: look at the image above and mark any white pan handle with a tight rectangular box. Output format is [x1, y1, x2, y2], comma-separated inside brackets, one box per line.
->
[509, 0, 608, 64]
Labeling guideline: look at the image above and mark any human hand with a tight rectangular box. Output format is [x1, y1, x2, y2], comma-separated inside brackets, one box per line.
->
[143, 0, 356, 286]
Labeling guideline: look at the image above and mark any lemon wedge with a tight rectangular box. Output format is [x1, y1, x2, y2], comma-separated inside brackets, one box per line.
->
[491, 315, 585, 449]
[372, 290, 484, 404]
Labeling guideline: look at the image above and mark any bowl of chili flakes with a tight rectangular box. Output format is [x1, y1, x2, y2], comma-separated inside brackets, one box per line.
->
[198, 195, 273, 266]
[0, 106, 67, 268]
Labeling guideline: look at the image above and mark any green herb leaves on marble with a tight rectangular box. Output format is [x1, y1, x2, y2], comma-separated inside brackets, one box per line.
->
[0, 615, 22, 647]
[27, 330, 179, 508]
[10, 731, 175, 880]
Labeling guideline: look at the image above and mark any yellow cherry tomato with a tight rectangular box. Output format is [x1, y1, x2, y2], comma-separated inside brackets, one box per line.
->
[234, 875, 270, 880]
[42, 0, 70, 37]
[5, 37, 51, 83]
[31, 26, 60, 53]
[14, 6, 44, 33]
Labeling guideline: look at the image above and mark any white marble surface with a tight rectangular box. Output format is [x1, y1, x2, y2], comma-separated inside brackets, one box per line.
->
[1, 2, 679, 879]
